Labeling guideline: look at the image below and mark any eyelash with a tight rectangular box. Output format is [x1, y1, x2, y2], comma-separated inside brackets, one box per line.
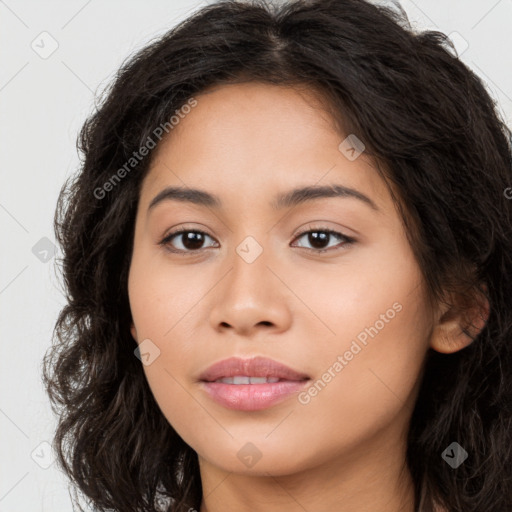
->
[159, 226, 356, 255]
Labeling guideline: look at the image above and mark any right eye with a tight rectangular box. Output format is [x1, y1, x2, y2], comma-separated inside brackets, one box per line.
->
[159, 229, 219, 254]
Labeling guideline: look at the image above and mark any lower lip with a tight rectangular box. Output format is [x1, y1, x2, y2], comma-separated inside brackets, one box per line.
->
[200, 380, 310, 411]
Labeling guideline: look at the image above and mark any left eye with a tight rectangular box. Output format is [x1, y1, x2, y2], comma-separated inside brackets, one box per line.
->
[160, 228, 355, 254]
[291, 228, 355, 253]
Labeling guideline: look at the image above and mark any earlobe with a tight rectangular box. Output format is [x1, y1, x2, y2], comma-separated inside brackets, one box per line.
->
[429, 286, 490, 354]
[130, 323, 138, 342]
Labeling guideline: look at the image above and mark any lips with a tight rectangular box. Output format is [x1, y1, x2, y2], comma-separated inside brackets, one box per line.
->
[199, 356, 310, 383]
[199, 357, 311, 411]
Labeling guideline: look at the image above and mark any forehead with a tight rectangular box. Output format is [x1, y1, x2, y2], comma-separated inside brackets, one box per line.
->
[139, 82, 390, 213]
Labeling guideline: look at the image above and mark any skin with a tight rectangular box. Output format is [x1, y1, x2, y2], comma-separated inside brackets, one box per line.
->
[128, 82, 484, 512]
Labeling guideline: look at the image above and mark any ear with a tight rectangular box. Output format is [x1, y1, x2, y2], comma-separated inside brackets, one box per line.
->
[430, 284, 490, 354]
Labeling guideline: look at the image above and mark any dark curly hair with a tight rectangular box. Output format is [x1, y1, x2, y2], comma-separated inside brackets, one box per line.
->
[42, 0, 512, 510]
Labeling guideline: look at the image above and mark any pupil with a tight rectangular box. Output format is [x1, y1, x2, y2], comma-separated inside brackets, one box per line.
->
[183, 232, 204, 250]
[309, 231, 328, 249]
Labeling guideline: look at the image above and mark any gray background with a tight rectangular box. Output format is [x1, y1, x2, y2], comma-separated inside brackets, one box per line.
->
[1, 0, 511, 510]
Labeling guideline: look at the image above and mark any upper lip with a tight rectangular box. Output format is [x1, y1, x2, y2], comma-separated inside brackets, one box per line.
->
[199, 356, 310, 382]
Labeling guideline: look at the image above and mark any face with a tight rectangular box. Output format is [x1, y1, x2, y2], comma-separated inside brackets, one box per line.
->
[128, 82, 434, 478]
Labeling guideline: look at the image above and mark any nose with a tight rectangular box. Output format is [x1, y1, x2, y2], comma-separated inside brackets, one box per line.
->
[208, 246, 293, 338]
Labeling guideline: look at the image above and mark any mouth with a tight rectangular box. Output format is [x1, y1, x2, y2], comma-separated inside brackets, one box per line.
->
[198, 356, 311, 411]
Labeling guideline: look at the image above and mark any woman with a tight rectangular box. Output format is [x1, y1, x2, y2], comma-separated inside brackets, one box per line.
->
[43, 0, 512, 510]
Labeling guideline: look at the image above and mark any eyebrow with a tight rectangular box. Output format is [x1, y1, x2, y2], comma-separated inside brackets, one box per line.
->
[147, 184, 379, 213]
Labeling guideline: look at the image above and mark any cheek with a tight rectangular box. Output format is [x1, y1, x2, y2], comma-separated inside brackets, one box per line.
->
[128, 268, 200, 443]
[128, 252, 212, 428]
[290, 297, 429, 465]
[128, 248, 209, 340]
[287, 237, 425, 349]
[298, 245, 430, 421]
